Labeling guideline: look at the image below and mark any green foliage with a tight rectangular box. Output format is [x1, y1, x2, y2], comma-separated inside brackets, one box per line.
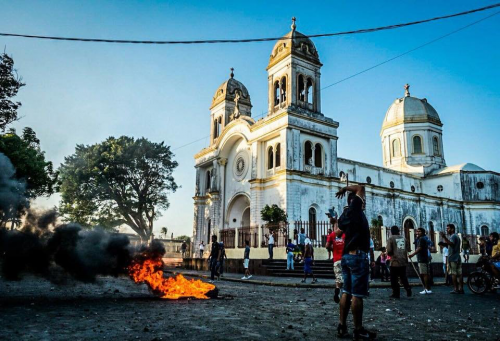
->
[57, 136, 178, 240]
[175, 235, 191, 244]
[0, 128, 56, 199]
[261, 204, 288, 225]
[160, 227, 168, 238]
[0, 53, 25, 131]
[370, 218, 382, 228]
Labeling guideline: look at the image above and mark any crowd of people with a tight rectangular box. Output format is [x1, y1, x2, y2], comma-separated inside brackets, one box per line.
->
[194, 183, 500, 340]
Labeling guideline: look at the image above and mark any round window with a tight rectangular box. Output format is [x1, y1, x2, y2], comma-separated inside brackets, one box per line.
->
[476, 182, 484, 189]
[437, 185, 443, 192]
[411, 185, 415, 193]
[233, 151, 249, 181]
[366, 176, 372, 184]
[390, 181, 395, 189]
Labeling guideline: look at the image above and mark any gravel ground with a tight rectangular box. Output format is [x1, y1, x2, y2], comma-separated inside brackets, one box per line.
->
[0, 275, 499, 341]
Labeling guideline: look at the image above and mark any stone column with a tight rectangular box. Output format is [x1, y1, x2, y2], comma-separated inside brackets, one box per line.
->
[330, 138, 338, 177]
[251, 142, 258, 180]
[218, 158, 228, 230]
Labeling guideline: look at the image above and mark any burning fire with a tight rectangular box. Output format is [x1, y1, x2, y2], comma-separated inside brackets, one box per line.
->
[128, 258, 216, 299]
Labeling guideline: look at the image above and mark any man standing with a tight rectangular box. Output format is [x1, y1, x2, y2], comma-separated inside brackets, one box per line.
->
[199, 241, 205, 259]
[298, 228, 306, 262]
[335, 185, 376, 340]
[301, 238, 317, 284]
[386, 225, 411, 298]
[181, 241, 187, 258]
[440, 224, 464, 294]
[326, 224, 345, 303]
[409, 228, 432, 294]
[266, 232, 275, 260]
[462, 236, 470, 263]
[242, 240, 252, 280]
[326, 228, 333, 260]
[208, 235, 220, 283]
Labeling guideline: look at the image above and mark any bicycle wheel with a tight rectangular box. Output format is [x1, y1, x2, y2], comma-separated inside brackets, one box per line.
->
[467, 272, 489, 294]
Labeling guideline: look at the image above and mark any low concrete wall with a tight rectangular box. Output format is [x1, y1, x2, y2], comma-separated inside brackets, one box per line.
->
[183, 258, 269, 276]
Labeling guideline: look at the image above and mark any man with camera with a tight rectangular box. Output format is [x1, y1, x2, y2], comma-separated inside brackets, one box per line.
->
[331, 184, 376, 340]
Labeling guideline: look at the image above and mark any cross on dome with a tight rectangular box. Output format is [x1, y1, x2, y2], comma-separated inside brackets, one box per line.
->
[404, 83, 410, 97]
[230, 67, 234, 78]
[291, 17, 296, 31]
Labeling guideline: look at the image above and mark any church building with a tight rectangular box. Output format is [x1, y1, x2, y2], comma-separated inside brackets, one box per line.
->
[192, 19, 500, 253]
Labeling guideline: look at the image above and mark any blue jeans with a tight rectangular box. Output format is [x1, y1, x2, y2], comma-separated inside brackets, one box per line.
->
[268, 244, 274, 259]
[210, 258, 218, 280]
[287, 252, 294, 269]
[341, 251, 369, 298]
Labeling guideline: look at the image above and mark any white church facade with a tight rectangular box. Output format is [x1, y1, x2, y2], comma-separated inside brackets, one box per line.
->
[192, 20, 500, 255]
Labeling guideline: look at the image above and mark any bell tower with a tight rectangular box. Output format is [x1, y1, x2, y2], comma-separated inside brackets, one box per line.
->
[267, 18, 323, 116]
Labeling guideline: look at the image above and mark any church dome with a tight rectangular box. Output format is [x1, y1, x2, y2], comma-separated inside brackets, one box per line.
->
[211, 68, 251, 109]
[382, 84, 442, 131]
[267, 18, 321, 70]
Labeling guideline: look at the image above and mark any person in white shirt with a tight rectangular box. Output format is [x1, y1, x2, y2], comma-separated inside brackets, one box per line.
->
[266, 233, 275, 259]
[199, 241, 205, 258]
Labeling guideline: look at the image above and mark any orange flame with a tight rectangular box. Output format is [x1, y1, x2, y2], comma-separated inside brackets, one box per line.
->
[128, 258, 216, 299]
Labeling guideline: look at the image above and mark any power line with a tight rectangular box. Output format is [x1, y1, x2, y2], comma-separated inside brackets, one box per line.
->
[1, 3, 499, 45]
[171, 10, 499, 151]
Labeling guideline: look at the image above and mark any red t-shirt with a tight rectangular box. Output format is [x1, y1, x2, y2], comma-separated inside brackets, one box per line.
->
[327, 232, 345, 263]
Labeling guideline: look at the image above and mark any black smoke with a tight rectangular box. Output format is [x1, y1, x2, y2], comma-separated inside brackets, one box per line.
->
[0, 220, 166, 282]
[0, 153, 29, 227]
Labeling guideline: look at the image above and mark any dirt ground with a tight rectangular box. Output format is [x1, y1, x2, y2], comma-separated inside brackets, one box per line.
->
[0, 275, 499, 341]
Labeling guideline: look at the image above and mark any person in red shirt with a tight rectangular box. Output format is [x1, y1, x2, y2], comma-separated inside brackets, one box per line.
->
[326, 224, 345, 303]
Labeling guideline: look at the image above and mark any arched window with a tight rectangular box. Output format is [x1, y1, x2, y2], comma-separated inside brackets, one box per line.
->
[314, 143, 322, 167]
[274, 81, 280, 106]
[306, 78, 313, 104]
[207, 219, 211, 244]
[428, 221, 435, 249]
[392, 139, 401, 157]
[308, 207, 317, 240]
[267, 147, 274, 170]
[412, 135, 423, 154]
[206, 170, 211, 190]
[433, 137, 440, 156]
[304, 141, 313, 166]
[481, 225, 489, 236]
[213, 119, 218, 139]
[275, 143, 281, 168]
[298, 75, 305, 101]
[280, 77, 287, 103]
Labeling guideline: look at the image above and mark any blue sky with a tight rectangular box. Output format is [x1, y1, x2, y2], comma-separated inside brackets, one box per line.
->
[2, 1, 499, 237]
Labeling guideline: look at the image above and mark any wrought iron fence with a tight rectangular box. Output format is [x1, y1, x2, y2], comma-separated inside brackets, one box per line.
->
[292, 221, 332, 248]
[238, 226, 259, 248]
[261, 223, 288, 247]
[220, 228, 235, 249]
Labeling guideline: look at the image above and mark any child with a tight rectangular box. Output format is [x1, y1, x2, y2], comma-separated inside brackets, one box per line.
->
[379, 247, 390, 282]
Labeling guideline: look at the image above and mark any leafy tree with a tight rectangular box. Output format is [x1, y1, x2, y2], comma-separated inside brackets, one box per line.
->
[0, 128, 56, 198]
[58, 136, 178, 241]
[0, 53, 25, 131]
[160, 227, 168, 239]
[175, 235, 191, 244]
[261, 204, 287, 232]
[0, 128, 56, 228]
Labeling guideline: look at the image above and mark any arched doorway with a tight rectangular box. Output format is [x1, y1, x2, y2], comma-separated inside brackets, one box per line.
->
[241, 207, 250, 227]
[226, 194, 250, 228]
[403, 217, 416, 252]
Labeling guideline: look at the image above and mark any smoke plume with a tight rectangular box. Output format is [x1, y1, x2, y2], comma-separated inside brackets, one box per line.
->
[0, 218, 166, 282]
[0, 153, 29, 227]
